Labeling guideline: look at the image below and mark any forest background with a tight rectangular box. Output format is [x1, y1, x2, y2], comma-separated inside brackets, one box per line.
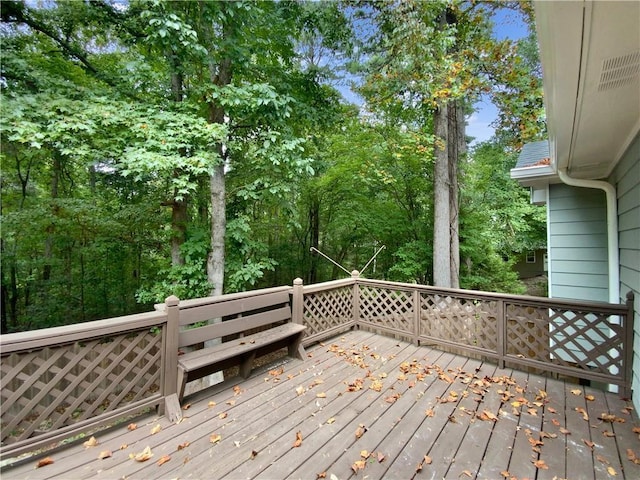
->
[0, 0, 547, 333]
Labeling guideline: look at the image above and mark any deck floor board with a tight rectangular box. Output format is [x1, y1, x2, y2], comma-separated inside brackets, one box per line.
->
[2, 330, 639, 480]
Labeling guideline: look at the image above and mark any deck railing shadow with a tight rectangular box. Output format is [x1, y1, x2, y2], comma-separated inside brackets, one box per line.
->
[1, 275, 634, 459]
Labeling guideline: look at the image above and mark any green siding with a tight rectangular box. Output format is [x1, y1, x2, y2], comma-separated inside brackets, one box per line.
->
[610, 133, 639, 413]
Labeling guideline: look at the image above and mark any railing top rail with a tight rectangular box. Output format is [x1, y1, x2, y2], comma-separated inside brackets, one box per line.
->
[154, 285, 292, 311]
[0, 310, 167, 354]
[355, 278, 632, 314]
[301, 277, 356, 294]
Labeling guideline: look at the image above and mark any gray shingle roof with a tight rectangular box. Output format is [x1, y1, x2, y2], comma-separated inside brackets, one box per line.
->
[515, 140, 550, 168]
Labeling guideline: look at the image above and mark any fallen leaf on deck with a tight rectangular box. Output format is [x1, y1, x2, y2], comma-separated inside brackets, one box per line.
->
[218, 412, 228, 419]
[627, 449, 640, 464]
[633, 426, 640, 434]
[355, 424, 367, 439]
[150, 424, 162, 435]
[157, 455, 171, 466]
[131, 446, 153, 462]
[500, 471, 510, 478]
[540, 431, 557, 439]
[622, 406, 633, 415]
[296, 386, 305, 396]
[83, 436, 98, 448]
[352, 459, 366, 474]
[208, 401, 216, 408]
[36, 457, 54, 468]
[575, 407, 589, 421]
[460, 470, 472, 478]
[177, 441, 190, 450]
[603, 430, 616, 437]
[585, 394, 595, 401]
[360, 450, 370, 459]
[416, 455, 432, 472]
[583, 439, 595, 450]
[127, 423, 137, 431]
[233, 385, 242, 396]
[596, 454, 609, 464]
[425, 408, 435, 417]
[560, 427, 571, 435]
[327, 417, 336, 424]
[571, 389, 582, 396]
[292, 431, 303, 448]
[527, 408, 538, 416]
[478, 410, 498, 422]
[377, 451, 386, 462]
[533, 459, 548, 470]
[607, 466, 617, 476]
[552, 418, 561, 426]
[182, 403, 191, 410]
[250, 450, 258, 459]
[119, 444, 128, 450]
[370, 379, 383, 392]
[317, 472, 326, 479]
[226, 400, 236, 406]
[269, 367, 284, 376]
[210, 434, 222, 444]
[528, 437, 544, 447]
[548, 406, 557, 413]
[385, 393, 400, 404]
[98, 450, 112, 459]
[316, 392, 327, 398]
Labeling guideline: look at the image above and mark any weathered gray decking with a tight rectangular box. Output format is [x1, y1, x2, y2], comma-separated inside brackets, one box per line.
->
[3, 330, 640, 479]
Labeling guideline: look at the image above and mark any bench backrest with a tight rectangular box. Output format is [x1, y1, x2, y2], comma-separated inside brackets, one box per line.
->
[177, 290, 292, 349]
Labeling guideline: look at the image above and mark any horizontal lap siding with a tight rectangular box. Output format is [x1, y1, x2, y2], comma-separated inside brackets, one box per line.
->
[610, 133, 639, 413]
[548, 183, 609, 303]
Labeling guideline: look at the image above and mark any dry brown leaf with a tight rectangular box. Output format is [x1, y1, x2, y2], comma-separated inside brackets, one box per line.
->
[210, 433, 222, 444]
[218, 412, 228, 419]
[548, 406, 557, 414]
[603, 430, 616, 437]
[250, 450, 258, 459]
[460, 471, 472, 478]
[479, 410, 498, 422]
[425, 408, 435, 417]
[233, 385, 242, 396]
[327, 417, 336, 424]
[360, 450, 370, 459]
[98, 450, 112, 460]
[119, 444, 128, 450]
[500, 471, 510, 478]
[585, 394, 595, 401]
[127, 423, 137, 431]
[83, 436, 98, 448]
[296, 385, 305, 396]
[552, 418, 561, 426]
[182, 403, 191, 410]
[317, 472, 327, 479]
[316, 392, 327, 398]
[355, 424, 367, 439]
[36, 457, 54, 468]
[157, 455, 171, 466]
[576, 407, 589, 421]
[627, 449, 640, 464]
[540, 431, 557, 439]
[528, 437, 544, 447]
[596, 454, 610, 464]
[633, 426, 640, 434]
[292, 431, 303, 448]
[352, 460, 366, 474]
[571, 389, 582, 396]
[377, 451, 386, 462]
[533, 459, 548, 470]
[177, 441, 190, 450]
[583, 439, 596, 450]
[607, 466, 617, 476]
[560, 427, 571, 435]
[226, 399, 236, 406]
[208, 401, 216, 408]
[370, 379, 383, 392]
[527, 408, 538, 416]
[385, 393, 400, 404]
[150, 424, 162, 435]
[131, 446, 153, 462]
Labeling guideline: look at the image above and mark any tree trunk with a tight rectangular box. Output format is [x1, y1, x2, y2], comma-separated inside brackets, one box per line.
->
[308, 198, 320, 284]
[448, 99, 465, 289]
[171, 198, 187, 267]
[207, 160, 226, 296]
[433, 101, 451, 287]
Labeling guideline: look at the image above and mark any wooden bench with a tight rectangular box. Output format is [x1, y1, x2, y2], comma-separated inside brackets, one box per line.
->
[175, 289, 306, 400]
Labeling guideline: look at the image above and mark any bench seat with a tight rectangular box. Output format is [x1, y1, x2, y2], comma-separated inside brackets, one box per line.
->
[177, 322, 306, 399]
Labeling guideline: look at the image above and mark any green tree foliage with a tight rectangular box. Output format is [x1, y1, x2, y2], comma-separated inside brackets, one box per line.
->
[1, 0, 546, 331]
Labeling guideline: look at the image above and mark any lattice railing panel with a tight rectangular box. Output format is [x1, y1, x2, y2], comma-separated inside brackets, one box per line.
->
[505, 303, 551, 361]
[419, 294, 499, 351]
[548, 308, 623, 375]
[1, 328, 162, 446]
[358, 286, 413, 334]
[303, 286, 353, 337]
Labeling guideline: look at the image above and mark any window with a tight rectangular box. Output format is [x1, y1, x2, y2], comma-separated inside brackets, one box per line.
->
[526, 251, 536, 264]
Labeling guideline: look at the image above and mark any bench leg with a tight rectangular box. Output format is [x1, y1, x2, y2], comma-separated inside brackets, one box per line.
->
[240, 351, 256, 378]
[177, 366, 188, 402]
[288, 333, 306, 360]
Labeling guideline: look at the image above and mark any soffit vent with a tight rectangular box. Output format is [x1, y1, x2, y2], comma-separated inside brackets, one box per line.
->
[598, 50, 640, 91]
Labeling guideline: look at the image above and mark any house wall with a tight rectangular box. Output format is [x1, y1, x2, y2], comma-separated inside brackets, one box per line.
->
[513, 249, 547, 279]
[547, 184, 609, 302]
[610, 133, 640, 412]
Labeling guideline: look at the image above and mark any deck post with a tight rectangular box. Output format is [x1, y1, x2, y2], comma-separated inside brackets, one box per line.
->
[497, 299, 506, 369]
[292, 278, 304, 325]
[352, 270, 360, 328]
[413, 289, 420, 345]
[162, 295, 182, 422]
[622, 291, 635, 398]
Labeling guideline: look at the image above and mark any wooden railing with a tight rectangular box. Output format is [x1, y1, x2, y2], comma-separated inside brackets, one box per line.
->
[1, 276, 635, 458]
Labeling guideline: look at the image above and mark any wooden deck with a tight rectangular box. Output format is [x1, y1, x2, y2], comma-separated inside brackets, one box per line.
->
[3, 330, 640, 480]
